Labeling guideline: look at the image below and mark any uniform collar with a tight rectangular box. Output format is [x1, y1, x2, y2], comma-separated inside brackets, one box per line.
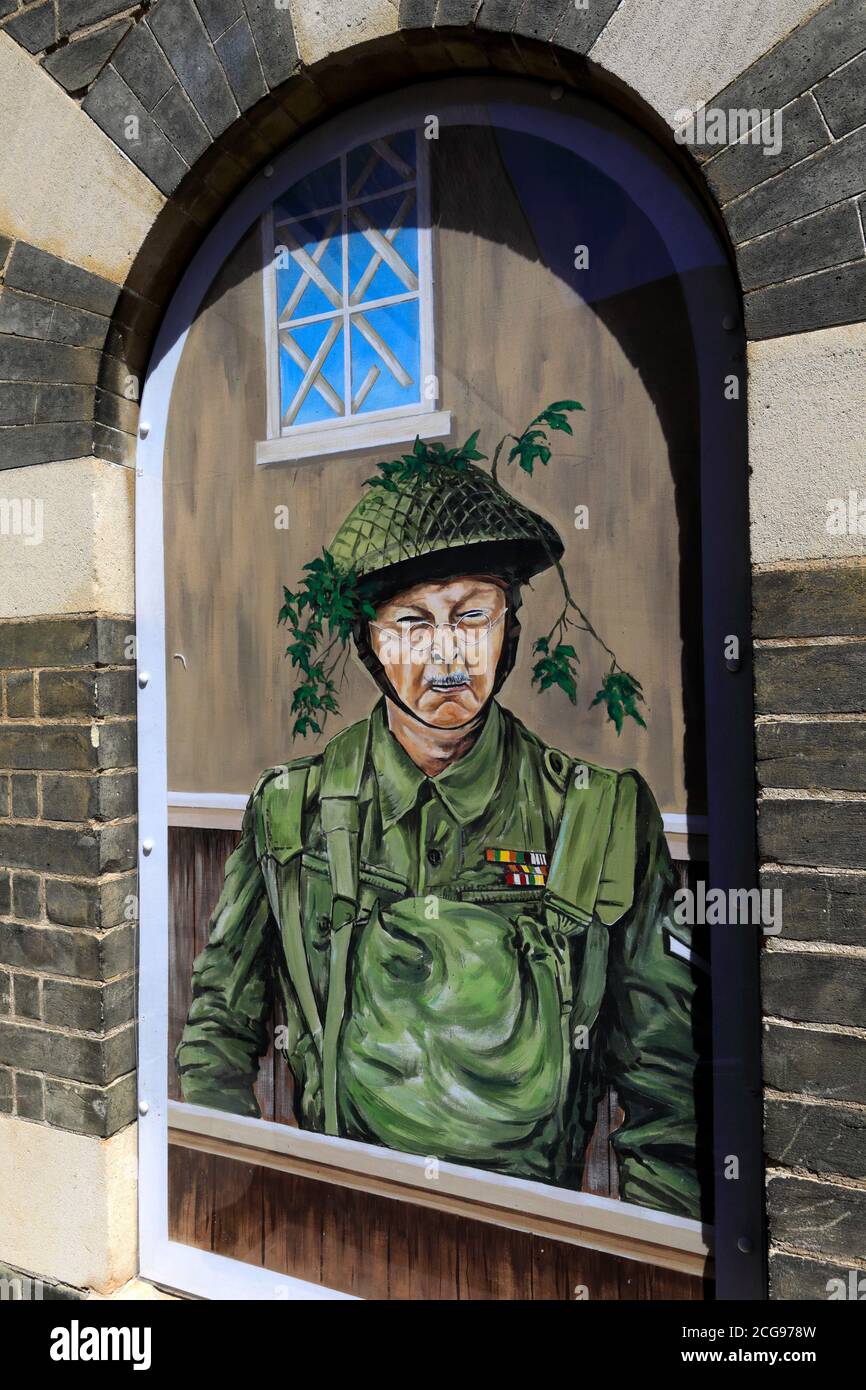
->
[371, 699, 505, 830]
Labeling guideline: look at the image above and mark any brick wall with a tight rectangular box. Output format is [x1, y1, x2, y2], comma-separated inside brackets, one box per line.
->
[0, 616, 137, 1138]
[754, 562, 866, 1297]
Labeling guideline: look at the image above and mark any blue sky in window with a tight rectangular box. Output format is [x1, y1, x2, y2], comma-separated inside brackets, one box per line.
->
[348, 192, 419, 304]
[280, 319, 344, 426]
[347, 131, 416, 200]
[275, 157, 342, 220]
[276, 210, 342, 322]
[351, 301, 420, 414]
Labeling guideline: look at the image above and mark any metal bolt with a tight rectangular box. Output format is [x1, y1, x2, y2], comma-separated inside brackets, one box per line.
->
[722, 314, 738, 332]
[142, 839, 154, 856]
[737, 1236, 753, 1254]
[139, 1101, 149, 1117]
[139, 421, 150, 438]
[264, 164, 274, 178]
[138, 671, 150, 688]
[726, 655, 742, 672]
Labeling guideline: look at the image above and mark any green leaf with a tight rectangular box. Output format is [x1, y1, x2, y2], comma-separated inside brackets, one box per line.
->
[590, 670, 647, 735]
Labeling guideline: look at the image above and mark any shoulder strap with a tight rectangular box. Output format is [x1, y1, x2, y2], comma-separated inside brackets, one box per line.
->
[319, 718, 371, 1135]
[544, 763, 636, 931]
[254, 761, 324, 1060]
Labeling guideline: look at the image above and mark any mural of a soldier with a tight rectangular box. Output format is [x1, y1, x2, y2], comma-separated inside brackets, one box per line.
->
[176, 405, 708, 1220]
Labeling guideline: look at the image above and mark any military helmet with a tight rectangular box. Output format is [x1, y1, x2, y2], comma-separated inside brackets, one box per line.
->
[329, 458, 563, 602]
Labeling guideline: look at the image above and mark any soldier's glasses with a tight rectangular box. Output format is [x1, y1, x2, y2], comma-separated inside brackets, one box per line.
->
[371, 608, 508, 660]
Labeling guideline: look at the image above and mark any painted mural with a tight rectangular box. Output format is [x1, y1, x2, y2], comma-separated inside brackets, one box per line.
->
[164, 102, 714, 1258]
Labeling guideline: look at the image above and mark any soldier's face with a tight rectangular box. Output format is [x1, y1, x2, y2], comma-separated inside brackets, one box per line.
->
[371, 576, 508, 726]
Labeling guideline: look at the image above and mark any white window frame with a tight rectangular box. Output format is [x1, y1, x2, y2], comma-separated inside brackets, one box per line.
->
[257, 131, 450, 466]
[132, 80, 762, 1301]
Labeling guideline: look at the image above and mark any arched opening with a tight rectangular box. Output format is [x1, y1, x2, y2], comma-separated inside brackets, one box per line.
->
[135, 76, 759, 1301]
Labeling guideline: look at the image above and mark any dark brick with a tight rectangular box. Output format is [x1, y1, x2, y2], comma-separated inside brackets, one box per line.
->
[196, 0, 242, 41]
[10, 774, 38, 820]
[0, 1066, 10, 1113]
[111, 22, 175, 111]
[764, 1019, 866, 1104]
[475, 0, 521, 31]
[0, 384, 38, 426]
[0, 337, 100, 384]
[0, 919, 134, 980]
[6, 671, 34, 718]
[436, 0, 483, 26]
[41, 771, 137, 823]
[399, 0, 437, 29]
[93, 387, 139, 435]
[39, 668, 136, 719]
[151, 84, 212, 167]
[727, 125, 866, 244]
[34, 384, 96, 425]
[745, 260, 866, 339]
[762, 948, 866, 1027]
[0, 617, 134, 670]
[215, 16, 267, 111]
[548, 0, 619, 53]
[242, 0, 299, 89]
[704, 94, 829, 208]
[4, 1, 55, 53]
[44, 1069, 136, 1137]
[0, 288, 109, 351]
[737, 201, 865, 293]
[15, 1071, 44, 1121]
[769, 1250, 866, 1301]
[0, 233, 11, 264]
[758, 797, 866, 871]
[0, 422, 94, 470]
[759, 869, 866, 947]
[766, 1096, 866, 1181]
[4, 244, 119, 318]
[0, 1018, 135, 1084]
[45, 872, 136, 930]
[11, 873, 42, 921]
[83, 67, 189, 196]
[757, 720, 866, 792]
[0, 970, 8, 1014]
[92, 422, 135, 467]
[0, 775, 7, 817]
[58, 0, 130, 36]
[815, 49, 866, 140]
[0, 722, 135, 772]
[149, 0, 238, 136]
[42, 974, 134, 1032]
[709, 0, 866, 124]
[43, 19, 131, 91]
[12, 973, 40, 1021]
[752, 565, 866, 639]
[767, 1174, 866, 1262]
[0, 819, 137, 875]
[0, 874, 9, 917]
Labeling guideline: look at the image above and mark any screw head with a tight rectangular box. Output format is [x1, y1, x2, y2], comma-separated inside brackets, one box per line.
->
[139, 1101, 149, 1117]
[264, 164, 274, 178]
[142, 839, 154, 856]
[722, 314, 738, 332]
[138, 671, 150, 688]
[139, 422, 150, 439]
[737, 1236, 753, 1254]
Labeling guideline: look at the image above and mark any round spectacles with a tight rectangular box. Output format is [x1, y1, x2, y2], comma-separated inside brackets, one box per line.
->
[371, 608, 508, 655]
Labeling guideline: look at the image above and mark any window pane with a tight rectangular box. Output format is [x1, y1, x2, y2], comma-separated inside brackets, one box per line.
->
[280, 319, 344, 426]
[275, 157, 342, 219]
[347, 131, 416, 200]
[350, 301, 420, 414]
[348, 191, 419, 305]
[276, 211, 343, 323]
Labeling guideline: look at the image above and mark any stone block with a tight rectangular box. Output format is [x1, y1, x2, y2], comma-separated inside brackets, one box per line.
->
[737, 201, 864, 293]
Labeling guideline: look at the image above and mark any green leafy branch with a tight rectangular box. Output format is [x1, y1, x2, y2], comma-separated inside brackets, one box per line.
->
[491, 400, 584, 481]
[278, 550, 376, 739]
[363, 432, 486, 493]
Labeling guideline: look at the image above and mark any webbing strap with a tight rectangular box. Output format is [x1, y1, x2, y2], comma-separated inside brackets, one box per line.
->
[320, 719, 371, 1134]
[544, 764, 620, 930]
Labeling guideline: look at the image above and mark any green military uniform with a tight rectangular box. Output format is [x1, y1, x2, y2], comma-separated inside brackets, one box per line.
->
[176, 444, 708, 1221]
[176, 698, 707, 1218]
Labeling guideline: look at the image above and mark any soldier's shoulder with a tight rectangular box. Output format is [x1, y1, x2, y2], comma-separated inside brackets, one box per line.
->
[249, 752, 322, 809]
[502, 706, 617, 795]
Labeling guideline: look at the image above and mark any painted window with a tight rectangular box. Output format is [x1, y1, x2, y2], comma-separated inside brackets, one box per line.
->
[260, 130, 445, 463]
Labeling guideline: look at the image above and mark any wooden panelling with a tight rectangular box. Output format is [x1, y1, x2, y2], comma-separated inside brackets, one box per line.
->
[168, 1146, 708, 1300]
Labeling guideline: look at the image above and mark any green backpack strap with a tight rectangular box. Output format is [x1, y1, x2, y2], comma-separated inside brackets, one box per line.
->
[319, 718, 372, 1136]
[544, 762, 637, 931]
[254, 761, 324, 1062]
